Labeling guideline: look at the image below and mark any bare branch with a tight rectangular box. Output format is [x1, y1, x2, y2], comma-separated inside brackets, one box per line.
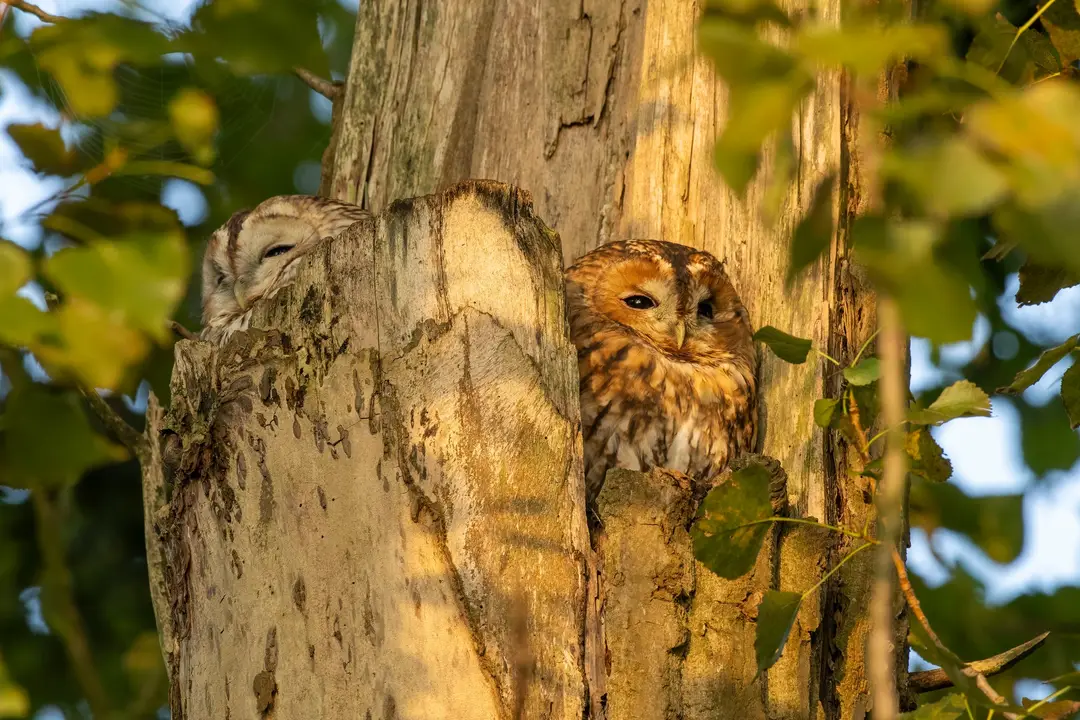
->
[0, 0, 65, 23]
[909, 632, 1050, 694]
[78, 385, 151, 465]
[892, 549, 1023, 719]
[294, 67, 341, 99]
[170, 320, 200, 342]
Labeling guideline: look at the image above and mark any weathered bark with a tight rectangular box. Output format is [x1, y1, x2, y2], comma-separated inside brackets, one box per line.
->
[320, 1, 894, 717]
[145, 182, 591, 718]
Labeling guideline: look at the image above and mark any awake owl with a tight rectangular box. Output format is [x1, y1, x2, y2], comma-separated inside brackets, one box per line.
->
[565, 240, 758, 501]
[200, 195, 370, 343]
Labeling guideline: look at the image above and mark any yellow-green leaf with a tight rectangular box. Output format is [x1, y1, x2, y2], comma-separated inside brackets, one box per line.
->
[691, 460, 774, 578]
[0, 241, 31, 295]
[44, 232, 189, 342]
[168, 88, 219, 166]
[882, 135, 1009, 217]
[908, 380, 992, 425]
[999, 334, 1079, 394]
[796, 23, 949, 75]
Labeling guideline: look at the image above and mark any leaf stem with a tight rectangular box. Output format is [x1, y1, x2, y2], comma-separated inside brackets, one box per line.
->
[997, 0, 1059, 74]
[1022, 685, 1073, 715]
[813, 347, 842, 366]
[852, 328, 880, 366]
[720, 516, 869, 540]
[802, 541, 875, 599]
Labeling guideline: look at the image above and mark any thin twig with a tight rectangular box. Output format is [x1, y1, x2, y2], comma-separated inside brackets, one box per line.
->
[0, 0, 65, 23]
[32, 491, 113, 718]
[891, 549, 1022, 719]
[909, 632, 1050, 693]
[294, 67, 341, 99]
[869, 296, 907, 720]
[78, 386, 151, 465]
[998, 0, 1059, 74]
[170, 320, 200, 342]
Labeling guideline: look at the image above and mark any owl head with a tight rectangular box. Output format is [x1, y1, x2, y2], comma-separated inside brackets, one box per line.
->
[566, 240, 755, 368]
[200, 195, 369, 341]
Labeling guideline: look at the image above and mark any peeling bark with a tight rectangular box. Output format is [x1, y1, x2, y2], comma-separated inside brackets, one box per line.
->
[146, 182, 590, 718]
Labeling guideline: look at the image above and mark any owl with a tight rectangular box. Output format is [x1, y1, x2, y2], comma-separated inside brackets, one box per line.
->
[200, 195, 370, 343]
[565, 240, 758, 501]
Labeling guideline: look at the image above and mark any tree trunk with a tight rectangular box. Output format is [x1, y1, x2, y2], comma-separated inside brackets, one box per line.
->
[145, 1, 908, 717]
[147, 182, 591, 718]
[319, 1, 895, 718]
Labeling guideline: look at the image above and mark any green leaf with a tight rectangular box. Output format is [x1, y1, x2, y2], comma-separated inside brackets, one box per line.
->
[907, 621, 1023, 713]
[813, 398, 840, 428]
[713, 76, 813, 194]
[182, 0, 330, 77]
[1061, 361, 1080, 429]
[966, 13, 1061, 84]
[0, 241, 31, 296]
[787, 173, 835, 285]
[1019, 398, 1080, 475]
[0, 384, 127, 490]
[909, 477, 1024, 563]
[853, 218, 979, 344]
[796, 23, 949, 75]
[999, 335, 1078, 394]
[906, 427, 953, 482]
[691, 460, 774, 578]
[1016, 260, 1080, 306]
[754, 326, 812, 364]
[843, 357, 881, 386]
[908, 380, 992, 425]
[44, 231, 189, 342]
[882, 135, 1009, 217]
[702, 0, 793, 27]
[30, 13, 170, 118]
[899, 693, 969, 719]
[6, 123, 83, 176]
[754, 590, 802, 673]
[697, 17, 800, 85]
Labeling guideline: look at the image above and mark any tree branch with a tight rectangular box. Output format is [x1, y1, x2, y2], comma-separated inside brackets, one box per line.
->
[78, 385, 151, 466]
[294, 67, 341, 99]
[869, 296, 907, 720]
[169, 320, 199, 342]
[0, 0, 65, 23]
[892, 548, 1023, 719]
[909, 632, 1050, 693]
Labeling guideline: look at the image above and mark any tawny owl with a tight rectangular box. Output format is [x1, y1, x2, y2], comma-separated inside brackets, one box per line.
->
[200, 195, 370, 343]
[565, 240, 758, 501]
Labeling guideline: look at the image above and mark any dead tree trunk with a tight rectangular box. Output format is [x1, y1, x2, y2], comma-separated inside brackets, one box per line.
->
[317, 1, 895, 718]
[145, 182, 591, 718]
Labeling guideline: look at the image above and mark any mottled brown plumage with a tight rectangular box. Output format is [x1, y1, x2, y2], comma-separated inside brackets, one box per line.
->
[565, 240, 758, 501]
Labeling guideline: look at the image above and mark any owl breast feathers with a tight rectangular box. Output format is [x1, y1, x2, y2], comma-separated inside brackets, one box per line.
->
[565, 239, 759, 501]
[200, 195, 371, 343]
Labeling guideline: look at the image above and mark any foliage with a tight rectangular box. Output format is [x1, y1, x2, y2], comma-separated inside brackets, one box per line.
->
[0, 0, 357, 714]
[695, 0, 1080, 708]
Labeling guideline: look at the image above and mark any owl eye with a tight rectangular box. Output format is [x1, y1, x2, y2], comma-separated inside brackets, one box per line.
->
[622, 295, 656, 310]
[697, 300, 714, 320]
[263, 244, 294, 259]
[215, 273, 226, 287]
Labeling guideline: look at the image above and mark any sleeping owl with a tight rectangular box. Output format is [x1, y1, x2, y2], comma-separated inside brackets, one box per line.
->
[200, 195, 370, 343]
[565, 240, 758, 501]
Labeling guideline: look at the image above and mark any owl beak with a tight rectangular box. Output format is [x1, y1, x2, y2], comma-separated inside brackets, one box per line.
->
[234, 284, 249, 311]
[674, 321, 687, 349]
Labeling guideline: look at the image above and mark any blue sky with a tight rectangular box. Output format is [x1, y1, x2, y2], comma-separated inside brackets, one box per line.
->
[2, 0, 1079, 706]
